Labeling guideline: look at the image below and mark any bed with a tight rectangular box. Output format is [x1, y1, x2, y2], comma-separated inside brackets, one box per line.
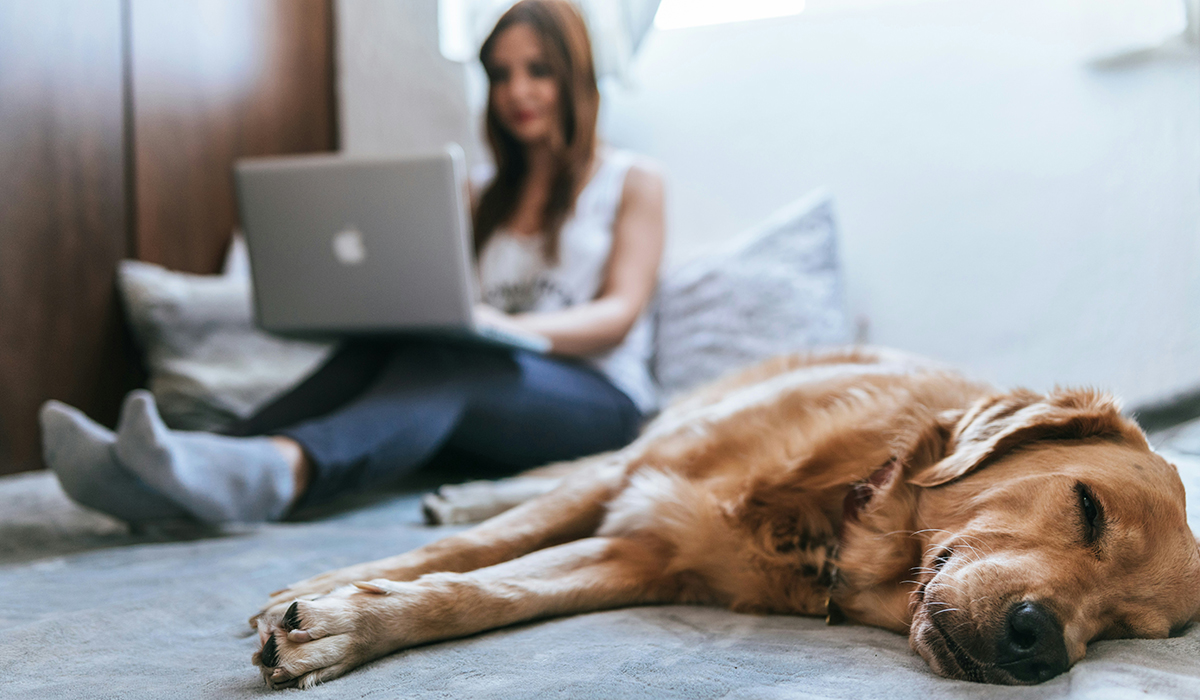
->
[3, 431, 1200, 699]
[6, 193, 1200, 698]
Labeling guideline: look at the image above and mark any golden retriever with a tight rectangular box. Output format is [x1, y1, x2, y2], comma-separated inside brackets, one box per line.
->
[250, 347, 1200, 688]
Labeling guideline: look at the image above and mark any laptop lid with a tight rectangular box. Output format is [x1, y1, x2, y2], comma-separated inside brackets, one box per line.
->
[234, 145, 477, 337]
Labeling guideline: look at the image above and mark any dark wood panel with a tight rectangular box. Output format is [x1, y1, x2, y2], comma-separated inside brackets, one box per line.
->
[131, 0, 337, 274]
[0, 0, 336, 476]
[0, 0, 130, 475]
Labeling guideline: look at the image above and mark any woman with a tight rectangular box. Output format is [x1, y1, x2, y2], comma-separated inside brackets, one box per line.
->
[40, 0, 664, 524]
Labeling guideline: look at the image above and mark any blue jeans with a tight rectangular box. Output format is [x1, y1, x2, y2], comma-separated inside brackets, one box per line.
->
[232, 340, 642, 509]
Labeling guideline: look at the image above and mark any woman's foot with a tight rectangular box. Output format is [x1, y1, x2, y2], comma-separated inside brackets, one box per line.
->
[39, 401, 191, 522]
[114, 391, 296, 524]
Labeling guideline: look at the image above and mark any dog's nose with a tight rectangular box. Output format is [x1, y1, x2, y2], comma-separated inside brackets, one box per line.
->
[995, 601, 1070, 683]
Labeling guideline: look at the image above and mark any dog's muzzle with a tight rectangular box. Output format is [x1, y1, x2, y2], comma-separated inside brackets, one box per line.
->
[994, 601, 1069, 684]
[915, 595, 1071, 684]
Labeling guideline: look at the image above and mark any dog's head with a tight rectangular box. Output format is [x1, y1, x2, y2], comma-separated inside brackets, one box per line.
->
[906, 389, 1200, 684]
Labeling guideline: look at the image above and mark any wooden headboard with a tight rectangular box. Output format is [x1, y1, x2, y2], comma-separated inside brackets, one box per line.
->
[0, 0, 337, 476]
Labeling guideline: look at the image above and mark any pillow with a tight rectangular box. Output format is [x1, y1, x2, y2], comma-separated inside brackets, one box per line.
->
[118, 237, 336, 432]
[653, 189, 853, 398]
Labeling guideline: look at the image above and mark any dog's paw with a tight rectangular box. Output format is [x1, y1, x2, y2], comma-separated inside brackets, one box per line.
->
[251, 565, 385, 627]
[422, 477, 564, 525]
[253, 581, 399, 690]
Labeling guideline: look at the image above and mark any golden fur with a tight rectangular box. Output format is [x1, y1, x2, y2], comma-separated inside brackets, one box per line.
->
[251, 347, 1200, 688]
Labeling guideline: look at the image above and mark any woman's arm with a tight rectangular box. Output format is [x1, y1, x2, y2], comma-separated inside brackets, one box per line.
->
[480, 161, 665, 357]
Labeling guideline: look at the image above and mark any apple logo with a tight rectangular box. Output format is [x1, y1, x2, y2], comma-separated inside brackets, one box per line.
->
[332, 227, 366, 265]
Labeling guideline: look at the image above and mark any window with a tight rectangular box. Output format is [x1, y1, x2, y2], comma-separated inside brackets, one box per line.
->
[653, 0, 806, 30]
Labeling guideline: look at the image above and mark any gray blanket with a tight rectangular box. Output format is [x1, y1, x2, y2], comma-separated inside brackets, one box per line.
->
[4, 436, 1200, 699]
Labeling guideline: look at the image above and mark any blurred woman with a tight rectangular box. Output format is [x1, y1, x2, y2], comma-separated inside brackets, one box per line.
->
[40, 0, 665, 524]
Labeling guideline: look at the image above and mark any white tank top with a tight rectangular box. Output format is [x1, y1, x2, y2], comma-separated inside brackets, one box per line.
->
[476, 149, 658, 413]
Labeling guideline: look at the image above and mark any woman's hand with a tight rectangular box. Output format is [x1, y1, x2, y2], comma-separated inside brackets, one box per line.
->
[473, 303, 523, 334]
[473, 304, 551, 349]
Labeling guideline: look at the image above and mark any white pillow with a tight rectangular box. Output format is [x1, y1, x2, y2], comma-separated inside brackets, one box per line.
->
[653, 189, 853, 398]
[118, 237, 336, 431]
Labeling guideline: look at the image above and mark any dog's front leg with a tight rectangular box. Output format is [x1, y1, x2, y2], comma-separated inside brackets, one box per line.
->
[253, 535, 676, 689]
[255, 458, 630, 618]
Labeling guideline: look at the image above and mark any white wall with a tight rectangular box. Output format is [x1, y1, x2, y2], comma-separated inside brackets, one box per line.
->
[338, 0, 1200, 406]
[336, 0, 479, 160]
[609, 0, 1200, 406]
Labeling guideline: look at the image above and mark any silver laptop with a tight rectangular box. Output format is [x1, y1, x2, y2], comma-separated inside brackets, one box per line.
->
[233, 145, 549, 352]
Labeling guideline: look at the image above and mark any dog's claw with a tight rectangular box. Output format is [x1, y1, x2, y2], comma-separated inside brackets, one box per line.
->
[353, 580, 391, 595]
[260, 634, 280, 668]
[282, 601, 302, 631]
[287, 629, 313, 643]
[269, 675, 299, 690]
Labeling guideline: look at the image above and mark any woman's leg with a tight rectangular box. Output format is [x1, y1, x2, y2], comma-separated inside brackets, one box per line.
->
[40, 400, 192, 522]
[106, 339, 641, 522]
[107, 341, 404, 524]
[229, 340, 394, 437]
[39, 342, 390, 525]
[285, 344, 641, 510]
[114, 391, 301, 523]
[441, 351, 641, 469]
[101, 339, 462, 524]
[283, 342, 514, 509]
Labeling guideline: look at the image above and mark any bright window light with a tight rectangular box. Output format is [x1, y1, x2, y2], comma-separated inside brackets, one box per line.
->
[653, 0, 806, 30]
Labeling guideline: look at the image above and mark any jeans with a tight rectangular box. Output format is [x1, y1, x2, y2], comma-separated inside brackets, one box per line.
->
[232, 339, 642, 509]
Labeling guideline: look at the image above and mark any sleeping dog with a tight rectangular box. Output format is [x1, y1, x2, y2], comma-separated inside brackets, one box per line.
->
[251, 348, 1200, 688]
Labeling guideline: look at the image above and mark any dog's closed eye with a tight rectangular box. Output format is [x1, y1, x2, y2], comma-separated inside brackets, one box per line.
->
[1075, 482, 1104, 547]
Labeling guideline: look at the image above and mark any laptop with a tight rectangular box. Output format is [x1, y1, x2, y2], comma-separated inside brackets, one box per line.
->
[233, 145, 550, 353]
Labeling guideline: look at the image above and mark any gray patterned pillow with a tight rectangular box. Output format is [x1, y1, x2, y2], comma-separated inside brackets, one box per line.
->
[118, 238, 336, 431]
[653, 189, 852, 399]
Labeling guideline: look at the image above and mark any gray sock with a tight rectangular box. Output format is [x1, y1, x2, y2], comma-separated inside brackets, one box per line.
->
[114, 391, 296, 524]
[40, 401, 191, 522]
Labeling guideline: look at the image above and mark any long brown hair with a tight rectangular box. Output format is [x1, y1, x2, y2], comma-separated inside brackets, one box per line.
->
[473, 0, 600, 261]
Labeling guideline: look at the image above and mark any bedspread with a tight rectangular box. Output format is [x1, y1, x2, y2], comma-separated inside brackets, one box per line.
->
[3, 445, 1199, 699]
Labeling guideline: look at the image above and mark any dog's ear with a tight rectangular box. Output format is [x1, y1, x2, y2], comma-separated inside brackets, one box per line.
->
[910, 388, 1146, 488]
